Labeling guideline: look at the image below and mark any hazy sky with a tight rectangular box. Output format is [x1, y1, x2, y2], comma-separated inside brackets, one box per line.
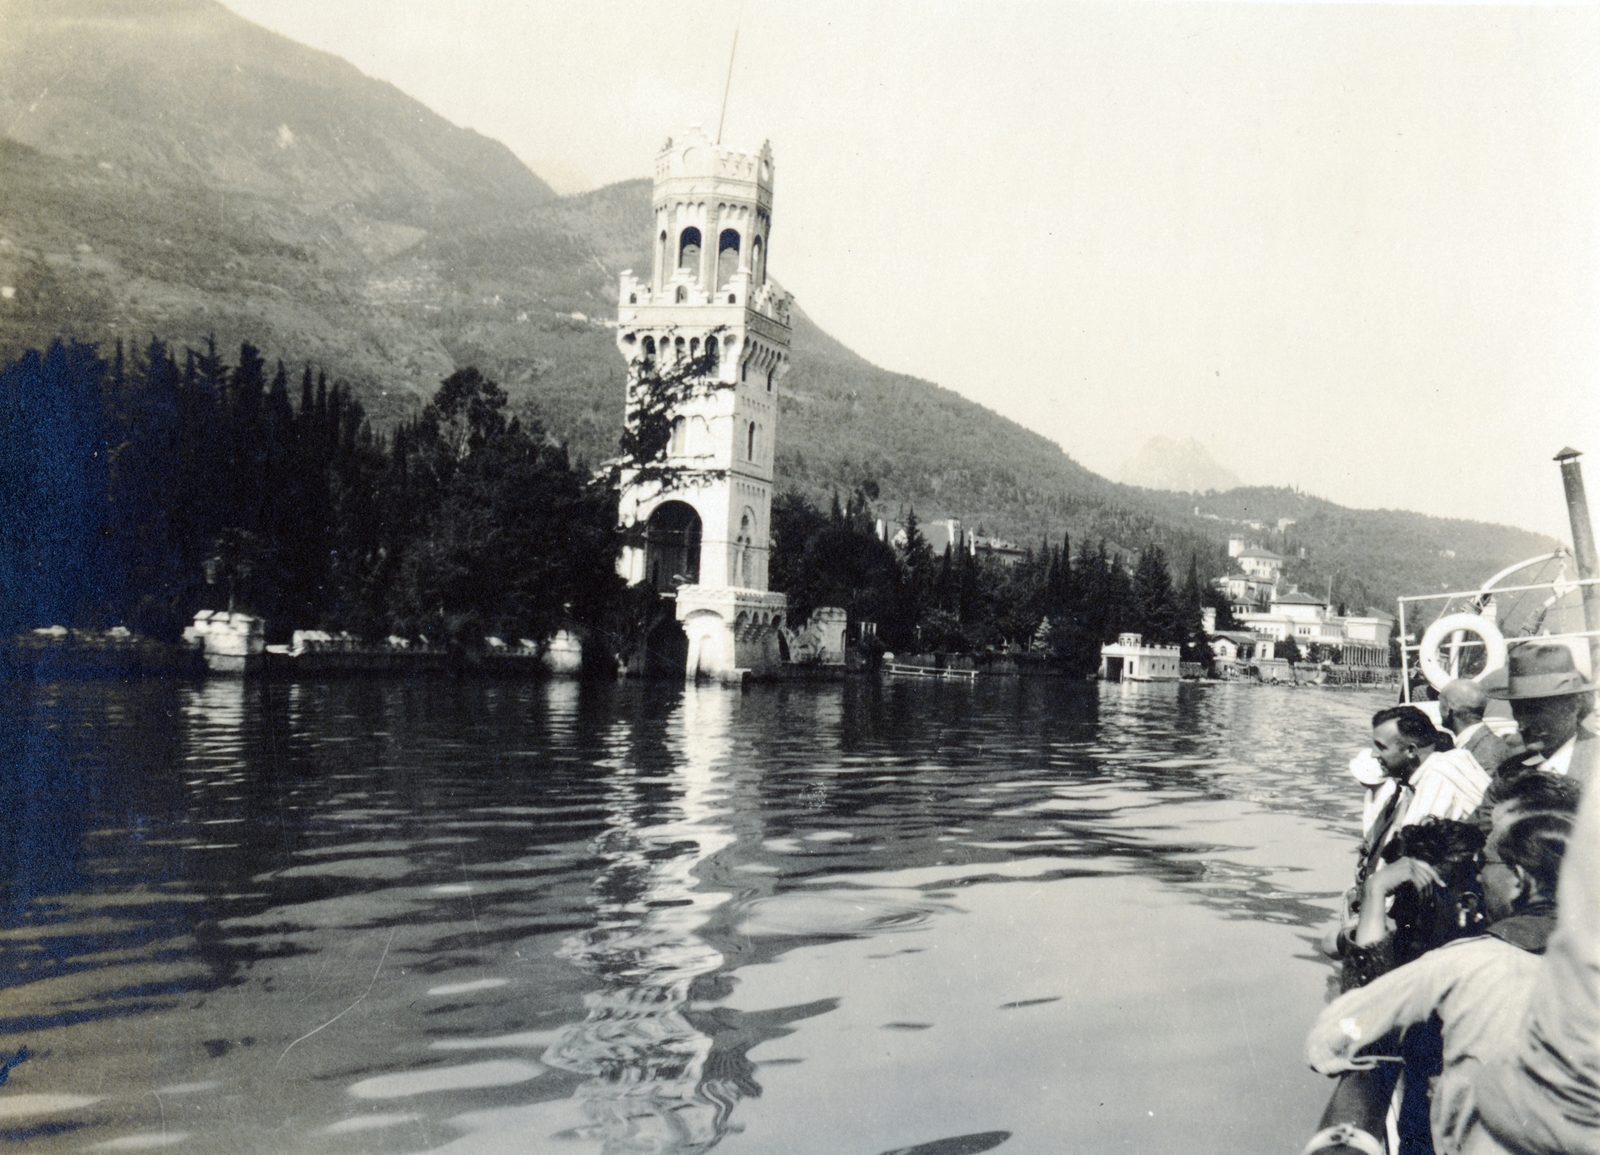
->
[222, 0, 1600, 539]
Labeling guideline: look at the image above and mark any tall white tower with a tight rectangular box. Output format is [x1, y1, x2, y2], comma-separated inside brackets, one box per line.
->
[615, 127, 793, 681]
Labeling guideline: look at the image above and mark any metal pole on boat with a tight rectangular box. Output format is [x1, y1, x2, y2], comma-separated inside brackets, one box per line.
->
[1555, 447, 1600, 680]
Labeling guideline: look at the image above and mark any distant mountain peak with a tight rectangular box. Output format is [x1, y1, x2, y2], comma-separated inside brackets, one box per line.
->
[1119, 436, 1242, 494]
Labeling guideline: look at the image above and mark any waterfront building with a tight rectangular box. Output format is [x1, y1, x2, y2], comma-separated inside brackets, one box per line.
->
[615, 127, 792, 681]
[1338, 609, 1396, 668]
[1209, 630, 1259, 663]
[1217, 540, 1286, 613]
[1099, 632, 1182, 682]
[1234, 588, 1394, 668]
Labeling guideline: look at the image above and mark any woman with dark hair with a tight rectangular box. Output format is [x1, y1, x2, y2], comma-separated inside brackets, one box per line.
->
[1341, 819, 1488, 992]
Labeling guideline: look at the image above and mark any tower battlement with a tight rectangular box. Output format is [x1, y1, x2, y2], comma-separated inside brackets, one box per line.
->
[652, 126, 775, 210]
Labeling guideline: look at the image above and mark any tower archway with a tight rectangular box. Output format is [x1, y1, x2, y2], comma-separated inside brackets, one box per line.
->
[644, 615, 690, 680]
[644, 501, 702, 593]
[717, 229, 740, 287]
[678, 227, 702, 277]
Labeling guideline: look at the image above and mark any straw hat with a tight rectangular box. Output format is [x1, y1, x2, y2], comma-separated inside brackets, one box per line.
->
[1486, 641, 1596, 700]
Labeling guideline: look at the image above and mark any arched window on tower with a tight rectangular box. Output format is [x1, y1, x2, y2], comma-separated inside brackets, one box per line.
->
[735, 509, 755, 586]
[705, 335, 718, 371]
[658, 230, 667, 280]
[717, 229, 740, 287]
[669, 417, 687, 457]
[766, 366, 775, 393]
[642, 336, 655, 357]
[746, 421, 756, 461]
[678, 227, 702, 277]
[675, 285, 686, 303]
[751, 235, 764, 286]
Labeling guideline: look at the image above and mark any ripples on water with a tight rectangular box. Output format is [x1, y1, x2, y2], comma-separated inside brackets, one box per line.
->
[0, 677, 1391, 1153]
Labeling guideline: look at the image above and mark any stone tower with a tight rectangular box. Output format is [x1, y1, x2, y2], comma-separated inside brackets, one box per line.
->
[615, 126, 793, 681]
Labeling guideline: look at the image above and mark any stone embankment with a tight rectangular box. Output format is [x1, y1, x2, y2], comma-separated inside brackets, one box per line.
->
[0, 627, 205, 679]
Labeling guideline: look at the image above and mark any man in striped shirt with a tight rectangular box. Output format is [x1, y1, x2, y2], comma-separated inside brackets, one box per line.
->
[1356, 707, 1491, 877]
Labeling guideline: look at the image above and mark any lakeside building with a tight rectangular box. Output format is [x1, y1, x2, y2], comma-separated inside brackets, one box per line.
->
[1236, 547, 1285, 581]
[1209, 630, 1260, 663]
[1217, 573, 1279, 615]
[1234, 588, 1394, 668]
[1099, 632, 1182, 682]
[1212, 537, 1393, 668]
[614, 127, 792, 681]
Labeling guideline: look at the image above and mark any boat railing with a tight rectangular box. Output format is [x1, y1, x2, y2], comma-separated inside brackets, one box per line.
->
[1396, 575, 1600, 704]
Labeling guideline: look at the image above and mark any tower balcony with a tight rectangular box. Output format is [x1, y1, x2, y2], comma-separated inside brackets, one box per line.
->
[618, 270, 791, 329]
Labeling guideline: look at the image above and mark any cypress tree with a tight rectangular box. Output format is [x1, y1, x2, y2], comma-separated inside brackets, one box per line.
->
[1179, 554, 1209, 667]
[1130, 545, 1179, 645]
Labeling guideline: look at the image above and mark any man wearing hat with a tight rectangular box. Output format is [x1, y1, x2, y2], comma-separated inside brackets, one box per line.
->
[1489, 640, 1599, 783]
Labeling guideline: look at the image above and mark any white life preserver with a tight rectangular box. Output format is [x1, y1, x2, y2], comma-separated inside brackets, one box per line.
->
[1418, 612, 1508, 691]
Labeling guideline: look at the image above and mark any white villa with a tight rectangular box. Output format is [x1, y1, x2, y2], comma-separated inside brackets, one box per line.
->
[1233, 588, 1394, 667]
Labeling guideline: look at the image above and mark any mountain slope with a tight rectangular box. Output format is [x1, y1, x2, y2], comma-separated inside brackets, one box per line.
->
[0, 1, 1560, 616]
[0, 0, 551, 214]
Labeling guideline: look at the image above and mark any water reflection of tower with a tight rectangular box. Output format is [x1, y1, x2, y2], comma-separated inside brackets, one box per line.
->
[548, 689, 746, 1152]
[615, 128, 792, 682]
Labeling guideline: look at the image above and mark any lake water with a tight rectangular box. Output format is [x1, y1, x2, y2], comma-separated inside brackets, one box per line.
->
[0, 676, 1391, 1154]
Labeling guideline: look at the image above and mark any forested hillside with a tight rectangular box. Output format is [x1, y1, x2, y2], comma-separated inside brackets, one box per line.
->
[0, 0, 1560, 618]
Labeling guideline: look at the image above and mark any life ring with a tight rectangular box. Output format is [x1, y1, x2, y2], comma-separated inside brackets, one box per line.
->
[1418, 612, 1508, 691]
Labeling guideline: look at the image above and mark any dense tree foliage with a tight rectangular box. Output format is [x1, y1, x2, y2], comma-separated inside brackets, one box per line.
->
[0, 339, 621, 646]
[1, 336, 1230, 677]
[769, 488, 1215, 674]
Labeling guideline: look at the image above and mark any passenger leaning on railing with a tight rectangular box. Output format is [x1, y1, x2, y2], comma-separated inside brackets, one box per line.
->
[1312, 819, 1488, 1155]
[1334, 708, 1491, 943]
[1337, 819, 1488, 993]
[1306, 809, 1575, 1155]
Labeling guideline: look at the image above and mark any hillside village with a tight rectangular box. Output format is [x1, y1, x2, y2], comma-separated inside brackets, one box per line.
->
[1207, 538, 1394, 670]
[891, 511, 1397, 677]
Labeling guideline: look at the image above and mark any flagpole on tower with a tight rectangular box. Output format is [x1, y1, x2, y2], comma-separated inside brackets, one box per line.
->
[716, 9, 741, 145]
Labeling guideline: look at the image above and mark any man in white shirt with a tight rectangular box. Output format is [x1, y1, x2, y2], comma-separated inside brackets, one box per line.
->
[1375, 707, 1489, 825]
[1346, 707, 1490, 891]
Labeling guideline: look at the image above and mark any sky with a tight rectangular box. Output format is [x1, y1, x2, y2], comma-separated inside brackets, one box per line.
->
[221, 0, 1600, 539]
